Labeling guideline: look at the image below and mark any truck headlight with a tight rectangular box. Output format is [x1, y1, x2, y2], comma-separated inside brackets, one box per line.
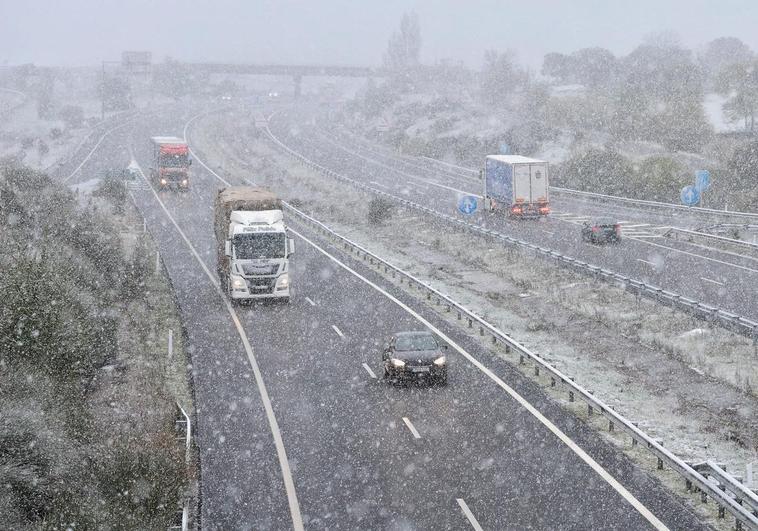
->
[231, 275, 247, 289]
[276, 274, 289, 288]
[391, 358, 405, 368]
[433, 356, 446, 366]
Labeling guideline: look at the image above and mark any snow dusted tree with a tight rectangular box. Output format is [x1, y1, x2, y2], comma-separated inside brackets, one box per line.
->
[383, 12, 421, 88]
[480, 50, 525, 105]
[715, 60, 758, 132]
[700, 37, 753, 81]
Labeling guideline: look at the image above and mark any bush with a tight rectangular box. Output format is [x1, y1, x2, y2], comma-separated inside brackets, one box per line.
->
[92, 432, 187, 529]
[558, 147, 634, 195]
[367, 197, 394, 225]
[94, 174, 127, 212]
[59, 105, 84, 129]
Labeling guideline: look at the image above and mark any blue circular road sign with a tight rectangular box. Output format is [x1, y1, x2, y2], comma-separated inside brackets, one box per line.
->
[680, 185, 700, 206]
[457, 195, 478, 215]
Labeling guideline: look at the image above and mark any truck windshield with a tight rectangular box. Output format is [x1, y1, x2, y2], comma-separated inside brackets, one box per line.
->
[233, 233, 286, 259]
[159, 152, 189, 167]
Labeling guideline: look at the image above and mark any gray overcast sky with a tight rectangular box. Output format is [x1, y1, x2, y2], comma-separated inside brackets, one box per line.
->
[2, 0, 756, 68]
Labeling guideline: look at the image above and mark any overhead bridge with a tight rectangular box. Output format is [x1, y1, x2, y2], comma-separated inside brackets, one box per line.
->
[185, 62, 379, 97]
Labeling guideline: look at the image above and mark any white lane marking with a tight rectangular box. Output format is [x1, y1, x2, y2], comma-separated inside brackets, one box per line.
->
[321, 134, 483, 198]
[305, 296, 316, 306]
[630, 237, 758, 274]
[700, 276, 725, 286]
[332, 324, 345, 338]
[636, 259, 655, 266]
[64, 121, 133, 183]
[540, 229, 555, 236]
[362, 363, 377, 379]
[456, 499, 484, 531]
[621, 223, 650, 228]
[369, 180, 389, 189]
[131, 154, 304, 531]
[419, 155, 478, 174]
[402, 417, 422, 439]
[290, 227, 669, 531]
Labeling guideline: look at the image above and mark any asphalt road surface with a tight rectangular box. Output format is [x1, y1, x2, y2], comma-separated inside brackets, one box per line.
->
[61, 104, 712, 530]
[265, 107, 758, 324]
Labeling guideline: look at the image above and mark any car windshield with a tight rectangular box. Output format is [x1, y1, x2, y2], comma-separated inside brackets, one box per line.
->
[395, 334, 438, 351]
[233, 232, 285, 259]
[159, 152, 189, 167]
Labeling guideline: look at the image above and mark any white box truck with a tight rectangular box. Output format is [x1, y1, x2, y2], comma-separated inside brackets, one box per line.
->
[483, 155, 550, 217]
[214, 187, 294, 302]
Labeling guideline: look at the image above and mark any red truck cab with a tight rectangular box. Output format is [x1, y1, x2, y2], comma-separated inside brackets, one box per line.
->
[150, 136, 191, 190]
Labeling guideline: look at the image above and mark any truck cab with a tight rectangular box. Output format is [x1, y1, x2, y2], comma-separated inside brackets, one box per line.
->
[224, 209, 294, 302]
[150, 136, 191, 190]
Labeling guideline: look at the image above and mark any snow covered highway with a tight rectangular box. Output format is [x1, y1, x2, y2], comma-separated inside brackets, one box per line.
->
[49, 104, 722, 529]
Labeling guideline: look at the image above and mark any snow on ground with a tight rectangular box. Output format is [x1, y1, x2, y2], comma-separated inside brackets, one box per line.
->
[194, 110, 758, 489]
[704, 92, 741, 133]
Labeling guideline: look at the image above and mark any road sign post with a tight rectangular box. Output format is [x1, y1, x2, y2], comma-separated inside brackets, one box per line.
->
[695, 170, 710, 207]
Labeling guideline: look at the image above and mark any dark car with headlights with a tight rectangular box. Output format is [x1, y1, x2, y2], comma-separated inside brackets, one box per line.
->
[382, 331, 448, 385]
[581, 217, 621, 244]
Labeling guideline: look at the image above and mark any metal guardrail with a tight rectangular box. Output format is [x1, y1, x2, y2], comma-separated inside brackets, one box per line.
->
[265, 126, 758, 345]
[550, 186, 758, 220]
[280, 199, 758, 530]
[330, 127, 758, 223]
[704, 461, 758, 519]
[664, 227, 758, 252]
[330, 129, 758, 225]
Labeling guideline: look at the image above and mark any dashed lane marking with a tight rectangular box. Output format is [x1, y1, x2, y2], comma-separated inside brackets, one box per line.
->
[362, 363, 377, 379]
[456, 499, 484, 531]
[402, 417, 421, 439]
[290, 226, 669, 531]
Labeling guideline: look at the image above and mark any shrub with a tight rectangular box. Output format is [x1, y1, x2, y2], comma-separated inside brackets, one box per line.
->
[92, 432, 187, 529]
[59, 105, 85, 129]
[367, 197, 394, 225]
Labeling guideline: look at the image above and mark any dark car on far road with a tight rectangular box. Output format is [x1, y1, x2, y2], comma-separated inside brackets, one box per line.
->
[581, 217, 621, 244]
[382, 331, 448, 385]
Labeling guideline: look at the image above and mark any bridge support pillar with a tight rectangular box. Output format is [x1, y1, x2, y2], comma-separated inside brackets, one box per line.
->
[293, 74, 302, 98]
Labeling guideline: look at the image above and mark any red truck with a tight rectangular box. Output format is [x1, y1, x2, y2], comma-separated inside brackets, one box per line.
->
[149, 136, 191, 190]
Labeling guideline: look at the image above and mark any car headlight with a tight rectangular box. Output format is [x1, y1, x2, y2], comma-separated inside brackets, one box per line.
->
[231, 275, 247, 289]
[160, 178, 167, 185]
[181, 179, 188, 185]
[276, 274, 289, 288]
[390, 358, 405, 368]
[433, 356, 446, 366]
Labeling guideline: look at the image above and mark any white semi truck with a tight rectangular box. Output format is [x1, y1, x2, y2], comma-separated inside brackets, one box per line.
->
[214, 187, 294, 302]
[483, 155, 550, 217]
